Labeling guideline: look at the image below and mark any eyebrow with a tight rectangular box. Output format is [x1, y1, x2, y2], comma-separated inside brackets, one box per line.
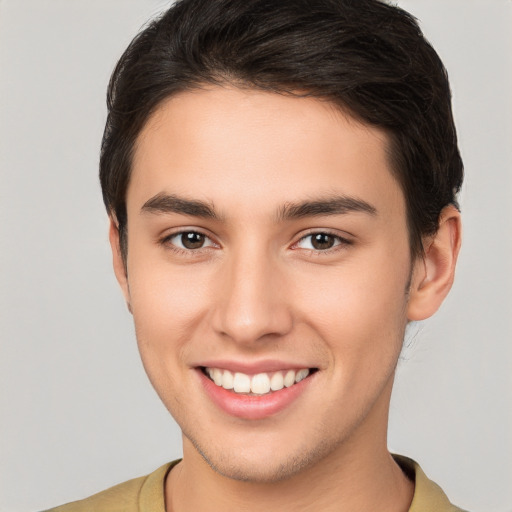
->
[276, 195, 377, 221]
[140, 192, 377, 222]
[141, 193, 219, 219]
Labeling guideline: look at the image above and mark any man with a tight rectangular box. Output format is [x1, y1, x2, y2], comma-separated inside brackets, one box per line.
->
[48, 0, 465, 510]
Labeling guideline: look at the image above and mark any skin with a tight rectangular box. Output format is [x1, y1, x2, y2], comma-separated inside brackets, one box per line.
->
[110, 86, 461, 511]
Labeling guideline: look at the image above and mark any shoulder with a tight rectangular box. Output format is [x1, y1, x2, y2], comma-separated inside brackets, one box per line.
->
[42, 462, 177, 512]
[393, 455, 469, 512]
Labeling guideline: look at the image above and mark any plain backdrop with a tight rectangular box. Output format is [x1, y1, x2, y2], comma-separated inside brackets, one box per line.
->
[0, 1, 511, 511]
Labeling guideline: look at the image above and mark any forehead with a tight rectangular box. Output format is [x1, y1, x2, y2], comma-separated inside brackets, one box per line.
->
[129, 86, 404, 219]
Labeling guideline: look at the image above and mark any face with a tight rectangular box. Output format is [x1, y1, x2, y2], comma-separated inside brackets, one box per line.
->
[116, 86, 418, 482]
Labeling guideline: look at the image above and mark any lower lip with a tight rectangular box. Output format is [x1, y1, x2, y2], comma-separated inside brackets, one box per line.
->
[197, 369, 315, 420]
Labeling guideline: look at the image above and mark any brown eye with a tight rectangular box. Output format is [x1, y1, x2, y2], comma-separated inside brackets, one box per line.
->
[181, 232, 206, 249]
[295, 232, 349, 252]
[165, 231, 215, 251]
[310, 233, 336, 250]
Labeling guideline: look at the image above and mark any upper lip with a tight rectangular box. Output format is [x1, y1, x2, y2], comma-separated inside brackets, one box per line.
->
[195, 359, 316, 374]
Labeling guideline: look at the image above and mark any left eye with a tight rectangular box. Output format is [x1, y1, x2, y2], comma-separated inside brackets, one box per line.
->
[296, 233, 344, 251]
[167, 231, 215, 250]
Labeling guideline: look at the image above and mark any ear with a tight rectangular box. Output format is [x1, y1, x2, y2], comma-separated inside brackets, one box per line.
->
[407, 205, 462, 321]
[108, 216, 132, 313]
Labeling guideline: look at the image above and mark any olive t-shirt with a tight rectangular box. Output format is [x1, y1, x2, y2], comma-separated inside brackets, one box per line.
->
[45, 455, 467, 512]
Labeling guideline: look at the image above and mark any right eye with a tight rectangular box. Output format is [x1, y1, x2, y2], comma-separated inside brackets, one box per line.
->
[164, 231, 216, 251]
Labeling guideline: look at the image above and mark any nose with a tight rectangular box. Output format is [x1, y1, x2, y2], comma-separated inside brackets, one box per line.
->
[211, 248, 293, 346]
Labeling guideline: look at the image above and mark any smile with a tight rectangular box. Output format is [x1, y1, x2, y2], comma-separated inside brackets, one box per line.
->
[203, 367, 312, 395]
[197, 363, 318, 419]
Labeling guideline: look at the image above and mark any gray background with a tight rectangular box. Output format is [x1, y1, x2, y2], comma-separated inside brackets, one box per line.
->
[0, 1, 510, 511]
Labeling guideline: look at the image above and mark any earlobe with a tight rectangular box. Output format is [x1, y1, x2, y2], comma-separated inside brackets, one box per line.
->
[407, 205, 462, 321]
[108, 217, 132, 312]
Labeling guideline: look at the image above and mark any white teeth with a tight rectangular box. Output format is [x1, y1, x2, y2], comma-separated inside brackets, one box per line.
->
[270, 372, 284, 391]
[251, 373, 271, 394]
[222, 370, 234, 390]
[233, 372, 251, 393]
[284, 370, 296, 388]
[213, 368, 223, 386]
[206, 367, 312, 395]
[295, 369, 310, 383]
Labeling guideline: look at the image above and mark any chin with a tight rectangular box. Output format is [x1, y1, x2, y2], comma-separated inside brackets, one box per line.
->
[186, 430, 334, 483]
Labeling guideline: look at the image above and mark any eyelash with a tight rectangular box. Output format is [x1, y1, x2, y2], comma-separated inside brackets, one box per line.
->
[293, 231, 353, 255]
[160, 230, 352, 257]
[160, 230, 218, 257]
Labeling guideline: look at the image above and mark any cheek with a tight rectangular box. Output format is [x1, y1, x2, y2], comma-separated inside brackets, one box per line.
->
[126, 261, 214, 413]
[297, 248, 410, 368]
[131, 271, 207, 323]
[126, 251, 213, 365]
